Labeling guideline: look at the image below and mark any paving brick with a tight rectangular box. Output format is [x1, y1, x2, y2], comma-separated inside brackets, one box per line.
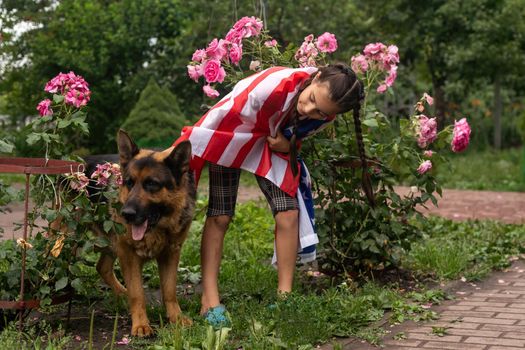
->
[487, 347, 525, 350]
[447, 305, 475, 311]
[494, 313, 525, 320]
[461, 317, 517, 325]
[514, 282, 525, 287]
[405, 326, 491, 336]
[447, 322, 483, 330]
[457, 297, 487, 302]
[487, 298, 521, 303]
[503, 331, 525, 340]
[476, 306, 525, 314]
[382, 339, 422, 347]
[464, 336, 525, 347]
[456, 301, 507, 307]
[508, 303, 525, 309]
[429, 322, 481, 330]
[441, 311, 495, 318]
[406, 333, 462, 342]
[422, 342, 486, 350]
[472, 293, 519, 298]
[481, 324, 525, 332]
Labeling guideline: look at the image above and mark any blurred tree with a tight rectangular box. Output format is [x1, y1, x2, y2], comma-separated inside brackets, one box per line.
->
[121, 78, 186, 149]
[0, 0, 187, 153]
[441, 0, 525, 149]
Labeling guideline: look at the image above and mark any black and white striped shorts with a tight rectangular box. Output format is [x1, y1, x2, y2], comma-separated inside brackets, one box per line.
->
[207, 162, 298, 217]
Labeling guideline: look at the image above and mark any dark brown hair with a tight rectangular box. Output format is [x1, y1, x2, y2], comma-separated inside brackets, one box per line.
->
[289, 63, 375, 206]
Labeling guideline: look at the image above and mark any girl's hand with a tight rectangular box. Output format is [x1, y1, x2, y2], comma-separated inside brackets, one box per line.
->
[267, 130, 290, 153]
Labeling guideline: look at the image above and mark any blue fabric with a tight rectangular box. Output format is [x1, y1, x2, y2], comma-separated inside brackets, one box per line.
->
[203, 304, 231, 329]
[281, 117, 333, 263]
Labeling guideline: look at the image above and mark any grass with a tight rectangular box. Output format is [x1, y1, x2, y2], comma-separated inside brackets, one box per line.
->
[435, 146, 525, 192]
[406, 217, 525, 280]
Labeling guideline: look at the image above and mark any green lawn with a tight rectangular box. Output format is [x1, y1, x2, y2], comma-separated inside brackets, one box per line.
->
[435, 147, 525, 192]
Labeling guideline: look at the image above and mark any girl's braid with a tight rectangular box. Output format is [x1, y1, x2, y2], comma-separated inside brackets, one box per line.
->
[319, 64, 375, 206]
[352, 102, 375, 207]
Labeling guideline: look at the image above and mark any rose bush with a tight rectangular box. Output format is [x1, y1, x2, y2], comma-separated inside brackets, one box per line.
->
[0, 72, 123, 308]
[187, 17, 471, 274]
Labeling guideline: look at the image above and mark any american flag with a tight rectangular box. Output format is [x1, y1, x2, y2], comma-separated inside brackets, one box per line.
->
[175, 66, 319, 195]
[174, 66, 328, 264]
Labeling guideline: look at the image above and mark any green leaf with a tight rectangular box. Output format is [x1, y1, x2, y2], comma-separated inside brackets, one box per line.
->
[39, 285, 51, 295]
[71, 278, 83, 292]
[103, 220, 113, 233]
[53, 94, 64, 104]
[0, 139, 14, 153]
[55, 276, 68, 291]
[363, 119, 379, 128]
[58, 119, 73, 128]
[26, 133, 42, 145]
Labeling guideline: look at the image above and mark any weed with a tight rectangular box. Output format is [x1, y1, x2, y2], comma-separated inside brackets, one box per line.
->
[431, 326, 450, 337]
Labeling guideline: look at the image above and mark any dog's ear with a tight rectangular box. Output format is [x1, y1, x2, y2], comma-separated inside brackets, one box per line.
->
[164, 141, 191, 185]
[117, 129, 139, 167]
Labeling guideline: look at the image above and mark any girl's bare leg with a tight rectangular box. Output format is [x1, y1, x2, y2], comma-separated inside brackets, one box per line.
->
[274, 209, 299, 293]
[200, 215, 231, 314]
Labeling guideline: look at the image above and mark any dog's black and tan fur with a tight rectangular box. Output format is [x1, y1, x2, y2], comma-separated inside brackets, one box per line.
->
[94, 130, 195, 336]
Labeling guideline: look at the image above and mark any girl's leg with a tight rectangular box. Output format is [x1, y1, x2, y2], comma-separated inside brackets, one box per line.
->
[255, 175, 299, 294]
[200, 163, 240, 314]
[200, 215, 231, 314]
[274, 210, 299, 293]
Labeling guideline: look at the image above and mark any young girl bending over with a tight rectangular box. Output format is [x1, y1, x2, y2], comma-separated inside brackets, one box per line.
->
[174, 63, 373, 327]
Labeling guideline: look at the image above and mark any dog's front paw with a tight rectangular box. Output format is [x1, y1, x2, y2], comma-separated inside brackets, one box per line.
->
[131, 323, 154, 337]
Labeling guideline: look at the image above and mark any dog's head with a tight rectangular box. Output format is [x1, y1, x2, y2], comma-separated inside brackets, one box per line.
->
[117, 129, 192, 241]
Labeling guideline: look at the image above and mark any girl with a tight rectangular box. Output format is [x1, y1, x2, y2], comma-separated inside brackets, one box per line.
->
[174, 63, 373, 327]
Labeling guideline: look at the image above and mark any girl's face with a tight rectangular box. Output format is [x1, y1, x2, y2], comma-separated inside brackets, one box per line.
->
[297, 75, 340, 120]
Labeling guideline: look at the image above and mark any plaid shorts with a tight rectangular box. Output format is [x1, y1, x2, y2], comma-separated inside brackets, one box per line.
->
[207, 162, 298, 217]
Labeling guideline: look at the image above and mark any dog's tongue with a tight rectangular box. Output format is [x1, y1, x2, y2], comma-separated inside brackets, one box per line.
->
[131, 220, 148, 241]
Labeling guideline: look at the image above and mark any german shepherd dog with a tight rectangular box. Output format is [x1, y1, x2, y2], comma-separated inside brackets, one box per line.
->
[94, 130, 195, 336]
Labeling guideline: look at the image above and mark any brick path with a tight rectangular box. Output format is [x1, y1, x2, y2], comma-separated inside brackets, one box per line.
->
[334, 260, 525, 350]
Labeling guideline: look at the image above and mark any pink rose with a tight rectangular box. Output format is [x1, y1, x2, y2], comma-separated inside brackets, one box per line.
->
[417, 160, 432, 174]
[225, 28, 244, 45]
[228, 44, 242, 65]
[363, 42, 386, 58]
[205, 38, 227, 61]
[44, 71, 89, 96]
[187, 64, 202, 82]
[423, 93, 434, 106]
[417, 115, 437, 148]
[65, 89, 90, 108]
[37, 99, 53, 117]
[351, 54, 369, 73]
[304, 34, 314, 43]
[192, 49, 206, 62]
[316, 32, 338, 53]
[203, 84, 220, 98]
[451, 118, 471, 152]
[416, 101, 425, 113]
[423, 150, 434, 157]
[377, 84, 388, 94]
[264, 39, 277, 47]
[231, 16, 263, 38]
[203, 59, 226, 83]
[385, 67, 397, 87]
[69, 172, 90, 192]
[386, 45, 400, 64]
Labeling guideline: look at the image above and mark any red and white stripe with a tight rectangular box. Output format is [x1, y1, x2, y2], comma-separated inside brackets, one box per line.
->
[175, 66, 317, 196]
